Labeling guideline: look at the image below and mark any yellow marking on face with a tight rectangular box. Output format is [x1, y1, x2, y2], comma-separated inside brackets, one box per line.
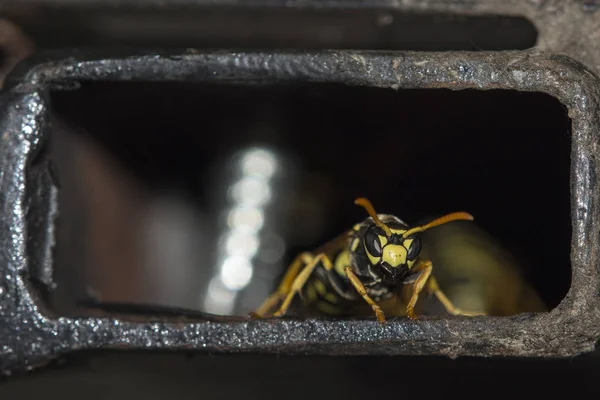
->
[403, 238, 416, 269]
[366, 251, 380, 265]
[390, 228, 407, 236]
[364, 234, 387, 262]
[378, 235, 388, 248]
[353, 224, 362, 231]
[351, 238, 360, 252]
[382, 244, 407, 268]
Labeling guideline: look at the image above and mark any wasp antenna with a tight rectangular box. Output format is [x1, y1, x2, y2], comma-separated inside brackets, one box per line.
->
[402, 212, 474, 238]
[354, 197, 392, 236]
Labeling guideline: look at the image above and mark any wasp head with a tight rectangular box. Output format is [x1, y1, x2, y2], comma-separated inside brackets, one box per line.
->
[363, 223, 421, 284]
[354, 197, 474, 285]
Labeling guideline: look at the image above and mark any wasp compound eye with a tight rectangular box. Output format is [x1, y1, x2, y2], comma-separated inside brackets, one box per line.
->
[406, 236, 422, 261]
[364, 226, 383, 257]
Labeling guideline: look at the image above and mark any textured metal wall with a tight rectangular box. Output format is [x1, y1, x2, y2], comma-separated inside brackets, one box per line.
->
[0, 1, 599, 390]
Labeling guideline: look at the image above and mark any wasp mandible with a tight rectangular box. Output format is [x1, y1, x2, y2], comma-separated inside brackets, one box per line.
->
[252, 197, 484, 324]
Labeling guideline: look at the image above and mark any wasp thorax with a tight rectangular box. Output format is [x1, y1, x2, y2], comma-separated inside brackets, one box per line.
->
[363, 223, 422, 283]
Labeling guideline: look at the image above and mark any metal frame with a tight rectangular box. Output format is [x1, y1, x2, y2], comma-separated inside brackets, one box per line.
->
[1, 47, 599, 374]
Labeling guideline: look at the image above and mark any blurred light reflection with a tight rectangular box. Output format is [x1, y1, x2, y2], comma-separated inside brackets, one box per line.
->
[224, 230, 259, 258]
[227, 207, 264, 233]
[230, 176, 272, 206]
[220, 256, 253, 290]
[203, 147, 279, 314]
[241, 149, 277, 178]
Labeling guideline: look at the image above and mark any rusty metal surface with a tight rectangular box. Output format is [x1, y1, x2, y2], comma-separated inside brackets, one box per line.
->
[0, 46, 599, 375]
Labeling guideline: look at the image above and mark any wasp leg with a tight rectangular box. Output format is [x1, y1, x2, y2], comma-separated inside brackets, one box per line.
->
[271, 253, 334, 318]
[406, 260, 433, 320]
[426, 275, 486, 317]
[252, 252, 314, 318]
[343, 266, 386, 324]
[406, 260, 485, 319]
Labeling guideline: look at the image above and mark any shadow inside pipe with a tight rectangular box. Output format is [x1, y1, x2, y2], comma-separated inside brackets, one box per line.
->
[38, 81, 570, 319]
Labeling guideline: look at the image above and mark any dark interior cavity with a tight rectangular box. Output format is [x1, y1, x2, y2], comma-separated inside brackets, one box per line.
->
[43, 81, 571, 318]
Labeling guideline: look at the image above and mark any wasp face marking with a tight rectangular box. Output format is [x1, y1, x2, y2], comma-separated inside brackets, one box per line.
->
[381, 244, 406, 268]
[363, 224, 422, 284]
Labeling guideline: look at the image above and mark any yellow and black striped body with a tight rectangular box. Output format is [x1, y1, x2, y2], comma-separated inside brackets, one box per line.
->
[300, 214, 418, 316]
[253, 197, 482, 323]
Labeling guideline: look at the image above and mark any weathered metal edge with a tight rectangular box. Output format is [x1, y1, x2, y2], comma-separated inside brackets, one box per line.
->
[3, 0, 600, 75]
[1, 49, 599, 375]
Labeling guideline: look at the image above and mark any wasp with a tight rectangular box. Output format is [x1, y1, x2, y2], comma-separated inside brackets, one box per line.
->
[252, 197, 484, 324]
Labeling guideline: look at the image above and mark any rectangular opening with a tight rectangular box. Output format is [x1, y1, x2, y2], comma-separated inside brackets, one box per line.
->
[37, 81, 571, 320]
